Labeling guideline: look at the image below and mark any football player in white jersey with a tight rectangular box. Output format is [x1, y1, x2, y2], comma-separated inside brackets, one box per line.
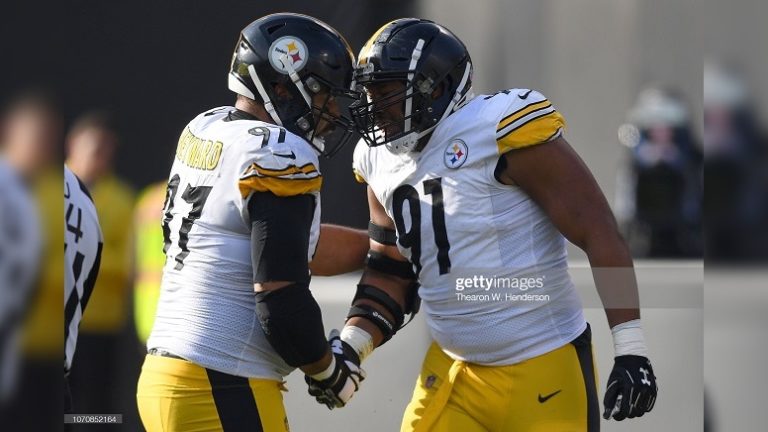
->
[309, 19, 658, 431]
[136, 14, 369, 431]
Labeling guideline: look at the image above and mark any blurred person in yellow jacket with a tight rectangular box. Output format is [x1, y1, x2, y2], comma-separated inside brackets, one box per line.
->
[133, 181, 167, 343]
[64, 111, 138, 425]
[0, 91, 63, 431]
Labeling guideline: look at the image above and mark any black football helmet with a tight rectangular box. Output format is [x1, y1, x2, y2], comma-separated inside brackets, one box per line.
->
[228, 13, 359, 157]
[350, 19, 473, 153]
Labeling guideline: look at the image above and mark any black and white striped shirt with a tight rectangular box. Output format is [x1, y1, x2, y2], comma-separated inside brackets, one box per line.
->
[64, 165, 103, 374]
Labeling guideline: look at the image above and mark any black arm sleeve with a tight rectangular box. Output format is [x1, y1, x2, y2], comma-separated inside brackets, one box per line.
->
[254, 282, 328, 367]
[248, 192, 327, 367]
[248, 192, 315, 283]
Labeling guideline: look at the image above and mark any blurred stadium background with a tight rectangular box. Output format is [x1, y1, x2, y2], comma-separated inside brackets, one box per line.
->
[1, 0, 766, 430]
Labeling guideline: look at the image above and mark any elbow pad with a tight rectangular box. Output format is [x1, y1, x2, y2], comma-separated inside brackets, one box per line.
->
[346, 282, 420, 346]
[254, 282, 327, 368]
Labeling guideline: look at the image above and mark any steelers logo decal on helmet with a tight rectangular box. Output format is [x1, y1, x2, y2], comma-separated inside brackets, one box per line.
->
[269, 36, 308, 74]
[444, 139, 469, 168]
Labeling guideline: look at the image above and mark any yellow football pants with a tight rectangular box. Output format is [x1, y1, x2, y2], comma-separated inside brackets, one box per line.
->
[136, 354, 288, 432]
[402, 325, 600, 432]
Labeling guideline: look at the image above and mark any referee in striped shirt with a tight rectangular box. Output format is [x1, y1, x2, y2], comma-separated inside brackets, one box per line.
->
[64, 165, 103, 413]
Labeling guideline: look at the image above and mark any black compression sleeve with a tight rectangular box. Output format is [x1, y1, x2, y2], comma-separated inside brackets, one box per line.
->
[254, 282, 328, 367]
[248, 192, 315, 283]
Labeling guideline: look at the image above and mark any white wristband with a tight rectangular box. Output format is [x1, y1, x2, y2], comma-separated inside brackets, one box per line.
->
[340, 326, 375, 363]
[611, 319, 649, 357]
[310, 355, 336, 381]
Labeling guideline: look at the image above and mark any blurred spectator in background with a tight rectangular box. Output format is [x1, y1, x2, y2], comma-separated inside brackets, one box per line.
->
[703, 61, 768, 263]
[133, 181, 167, 345]
[0, 102, 42, 420]
[65, 111, 139, 427]
[615, 86, 703, 258]
[0, 91, 63, 430]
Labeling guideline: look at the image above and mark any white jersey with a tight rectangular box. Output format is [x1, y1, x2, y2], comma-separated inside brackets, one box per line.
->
[148, 107, 322, 380]
[0, 159, 40, 401]
[354, 89, 586, 365]
[64, 165, 103, 373]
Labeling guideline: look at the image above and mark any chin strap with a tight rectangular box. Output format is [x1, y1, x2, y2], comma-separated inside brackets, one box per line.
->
[280, 53, 328, 154]
[387, 39, 427, 155]
[403, 39, 425, 138]
[386, 60, 473, 155]
[248, 56, 321, 149]
[248, 65, 283, 126]
[442, 62, 473, 121]
[281, 53, 313, 109]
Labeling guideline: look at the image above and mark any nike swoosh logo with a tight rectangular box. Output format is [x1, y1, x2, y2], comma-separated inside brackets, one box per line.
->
[519, 90, 533, 100]
[538, 389, 562, 403]
[273, 151, 296, 159]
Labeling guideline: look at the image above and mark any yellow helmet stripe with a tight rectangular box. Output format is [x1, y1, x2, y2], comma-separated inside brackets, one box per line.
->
[358, 22, 391, 65]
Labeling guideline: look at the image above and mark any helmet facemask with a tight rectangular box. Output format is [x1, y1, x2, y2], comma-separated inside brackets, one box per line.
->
[351, 76, 434, 154]
[245, 54, 359, 157]
[303, 75, 361, 158]
[351, 40, 473, 154]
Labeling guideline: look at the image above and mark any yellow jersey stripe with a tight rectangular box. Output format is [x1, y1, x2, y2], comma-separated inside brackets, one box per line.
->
[242, 162, 317, 178]
[238, 175, 322, 198]
[497, 108, 557, 140]
[496, 111, 565, 154]
[497, 100, 552, 131]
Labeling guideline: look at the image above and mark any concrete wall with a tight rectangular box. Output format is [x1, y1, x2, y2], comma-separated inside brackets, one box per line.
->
[418, 0, 703, 211]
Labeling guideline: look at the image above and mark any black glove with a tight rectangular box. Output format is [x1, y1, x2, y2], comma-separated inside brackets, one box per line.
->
[603, 355, 658, 420]
[305, 330, 366, 409]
